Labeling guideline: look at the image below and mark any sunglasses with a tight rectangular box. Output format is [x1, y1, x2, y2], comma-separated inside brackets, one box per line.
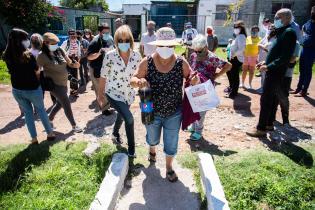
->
[195, 50, 204, 54]
[118, 39, 130, 43]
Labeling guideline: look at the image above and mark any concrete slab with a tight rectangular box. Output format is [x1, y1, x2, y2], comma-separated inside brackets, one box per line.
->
[90, 153, 129, 210]
[115, 148, 200, 210]
[198, 153, 230, 210]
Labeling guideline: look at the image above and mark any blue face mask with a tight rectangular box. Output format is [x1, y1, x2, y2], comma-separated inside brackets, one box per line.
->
[118, 43, 130, 52]
[102, 33, 110, 41]
[274, 19, 283, 29]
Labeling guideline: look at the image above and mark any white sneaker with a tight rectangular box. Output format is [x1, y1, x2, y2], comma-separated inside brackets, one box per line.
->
[248, 85, 253, 90]
[72, 125, 83, 133]
[239, 84, 244, 88]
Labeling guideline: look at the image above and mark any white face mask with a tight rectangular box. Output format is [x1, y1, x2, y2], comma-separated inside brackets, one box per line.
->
[22, 40, 30, 49]
[48, 44, 59, 52]
[233, 28, 241, 35]
[156, 47, 174, 59]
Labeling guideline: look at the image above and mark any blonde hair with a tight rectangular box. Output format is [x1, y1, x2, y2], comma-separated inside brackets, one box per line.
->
[114, 25, 134, 50]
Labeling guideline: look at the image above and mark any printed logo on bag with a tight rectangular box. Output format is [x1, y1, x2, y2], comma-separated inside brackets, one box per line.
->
[140, 102, 154, 113]
[192, 87, 207, 97]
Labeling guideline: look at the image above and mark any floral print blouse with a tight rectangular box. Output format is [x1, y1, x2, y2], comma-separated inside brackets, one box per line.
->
[101, 49, 141, 105]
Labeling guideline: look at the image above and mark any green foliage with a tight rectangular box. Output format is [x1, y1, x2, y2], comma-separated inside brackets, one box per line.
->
[0, 0, 52, 33]
[60, 0, 109, 11]
[178, 144, 315, 210]
[0, 59, 10, 84]
[83, 16, 99, 34]
[0, 142, 116, 209]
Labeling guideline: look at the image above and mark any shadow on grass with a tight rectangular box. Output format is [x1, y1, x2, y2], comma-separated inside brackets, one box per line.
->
[259, 137, 313, 168]
[0, 115, 25, 135]
[0, 138, 64, 193]
[186, 138, 237, 157]
[233, 93, 255, 117]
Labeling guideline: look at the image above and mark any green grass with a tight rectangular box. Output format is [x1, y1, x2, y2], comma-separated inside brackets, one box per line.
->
[177, 143, 315, 210]
[0, 60, 10, 84]
[0, 141, 117, 209]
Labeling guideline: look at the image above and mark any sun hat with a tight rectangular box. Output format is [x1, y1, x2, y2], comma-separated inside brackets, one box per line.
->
[43, 32, 60, 43]
[148, 27, 180, 46]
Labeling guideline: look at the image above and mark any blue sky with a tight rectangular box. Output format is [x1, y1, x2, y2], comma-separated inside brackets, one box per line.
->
[49, 0, 151, 11]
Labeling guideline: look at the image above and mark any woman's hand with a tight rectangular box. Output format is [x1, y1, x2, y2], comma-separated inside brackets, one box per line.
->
[72, 60, 80, 69]
[190, 74, 200, 86]
[137, 78, 148, 89]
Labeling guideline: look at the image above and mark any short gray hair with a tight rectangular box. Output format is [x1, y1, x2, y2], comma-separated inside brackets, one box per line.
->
[276, 8, 293, 22]
[192, 34, 207, 50]
[147, 20, 156, 26]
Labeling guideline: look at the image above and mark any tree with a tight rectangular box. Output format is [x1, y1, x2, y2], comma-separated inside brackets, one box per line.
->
[59, 0, 109, 11]
[224, 0, 245, 26]
[0, 0, 52, 33]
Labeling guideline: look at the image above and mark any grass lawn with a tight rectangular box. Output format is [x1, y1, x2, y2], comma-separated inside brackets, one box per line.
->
[177, 143, 315, 210]
[0, 60, 10, 84]
[174, 46, 315, 75]
[0, 141, 117, 209]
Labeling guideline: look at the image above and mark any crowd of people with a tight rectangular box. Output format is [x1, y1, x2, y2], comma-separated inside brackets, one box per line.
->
[2, 7, 314, 182]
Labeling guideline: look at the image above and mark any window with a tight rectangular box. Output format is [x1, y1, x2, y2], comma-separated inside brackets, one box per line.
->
[215, 5, 229, 20]
[75, 17, 83, 30]
[48, 18, 63, 31]
[272, 3, 293, 14]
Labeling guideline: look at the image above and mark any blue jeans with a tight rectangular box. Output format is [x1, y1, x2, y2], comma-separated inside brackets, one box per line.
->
[297, 47, 315, 92]
[12, 87, 53, 139]
[145, 109, 182, 156]
[107, 95, 135, 155]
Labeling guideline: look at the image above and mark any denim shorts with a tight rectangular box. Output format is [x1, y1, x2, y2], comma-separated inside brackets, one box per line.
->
[145, 108, 182, 156]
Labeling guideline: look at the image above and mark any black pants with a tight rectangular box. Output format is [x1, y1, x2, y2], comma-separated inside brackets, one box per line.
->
[79, 58, 89, 85]
[257, 76, 289, 130]
[68, 67, 78, 91]
[271, 77, 292, 125]
[227, 57, 242, 96]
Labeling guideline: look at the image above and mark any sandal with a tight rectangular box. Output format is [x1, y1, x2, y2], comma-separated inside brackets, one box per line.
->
[166, 170, 178, 183]
[148, 152, 156, 163]
[190, 132, 202, 141]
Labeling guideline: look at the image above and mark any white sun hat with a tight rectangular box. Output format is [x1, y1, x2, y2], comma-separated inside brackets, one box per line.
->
[148, 27, 180, 46]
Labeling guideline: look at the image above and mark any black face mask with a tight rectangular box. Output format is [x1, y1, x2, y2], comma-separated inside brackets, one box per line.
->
[311, 13, 315, 20]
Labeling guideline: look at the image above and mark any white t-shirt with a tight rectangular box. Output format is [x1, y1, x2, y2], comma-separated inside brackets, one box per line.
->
[182, 28, 198, 45]
[140, 32, 157, 56]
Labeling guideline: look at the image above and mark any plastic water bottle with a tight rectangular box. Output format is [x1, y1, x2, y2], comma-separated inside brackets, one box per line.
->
[139, 87, 154, 125]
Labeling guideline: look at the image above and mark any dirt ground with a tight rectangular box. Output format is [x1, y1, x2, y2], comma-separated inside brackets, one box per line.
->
[0, 75, 314, 154]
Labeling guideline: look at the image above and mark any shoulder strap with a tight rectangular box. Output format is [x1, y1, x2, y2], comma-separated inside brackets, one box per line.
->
[65, 40, 70, 52]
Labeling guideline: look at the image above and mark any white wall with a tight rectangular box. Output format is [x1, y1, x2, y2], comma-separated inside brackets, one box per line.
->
[122, 4, 151, 16]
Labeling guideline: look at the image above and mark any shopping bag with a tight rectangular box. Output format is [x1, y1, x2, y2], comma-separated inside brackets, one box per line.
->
[184, 79, 220, 113]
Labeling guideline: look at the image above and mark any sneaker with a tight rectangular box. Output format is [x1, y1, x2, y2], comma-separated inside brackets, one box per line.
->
[266, 126, 274, 131]
[112, 134, 122, 144]
[190, 132, 203, 141]
[256, 88, 263, 94]
[239, 84, 244, 88]
[31, 138, 39, 145]
[128, 153, 137, 158]
[72, 125, 83, 133]
[246, 129, 267, 138]
[290, 89, 301, 94]
[102, 110, 112, 116]
[255, 72, 262, 77]
[185, 126, 195, 133]
[248, 85, 253, 90]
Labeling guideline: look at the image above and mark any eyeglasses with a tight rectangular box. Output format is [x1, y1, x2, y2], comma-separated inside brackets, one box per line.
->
[118, 39, 130, 43]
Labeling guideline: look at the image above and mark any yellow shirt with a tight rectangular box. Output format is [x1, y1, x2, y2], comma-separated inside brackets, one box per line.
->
[244, 36, 261, 57]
